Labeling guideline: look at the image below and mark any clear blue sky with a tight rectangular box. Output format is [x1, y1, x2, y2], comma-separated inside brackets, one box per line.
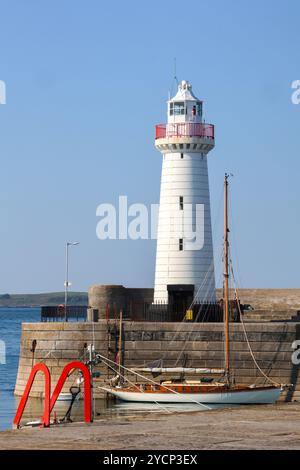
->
[0, 0, 299, 293]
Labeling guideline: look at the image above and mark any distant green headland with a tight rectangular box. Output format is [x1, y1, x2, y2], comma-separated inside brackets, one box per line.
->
[0, 292, 88, 308]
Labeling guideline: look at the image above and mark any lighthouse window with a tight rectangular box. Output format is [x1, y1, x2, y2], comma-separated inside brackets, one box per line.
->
[179, 196, 183, 210]
[196, 102, 202, 117]
[170, 101, 185, 116]
[179, 238, 183, 251]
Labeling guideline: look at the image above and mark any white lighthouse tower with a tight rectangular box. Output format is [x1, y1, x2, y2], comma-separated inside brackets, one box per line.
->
[154, 80, 216, 306]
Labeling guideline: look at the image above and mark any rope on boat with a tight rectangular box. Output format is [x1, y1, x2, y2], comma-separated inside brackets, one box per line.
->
[229, 260, 281, 387]
[98, 362, 173, 415]
[172, 259, 218, 367]
[96, 353, 212, 410]
[99, 355, 212, 410]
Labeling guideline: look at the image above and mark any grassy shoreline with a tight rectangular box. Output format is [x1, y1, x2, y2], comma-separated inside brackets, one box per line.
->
[0, 292, 88, 308]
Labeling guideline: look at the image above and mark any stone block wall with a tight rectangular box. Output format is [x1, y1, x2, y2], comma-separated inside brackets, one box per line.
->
[15, 321, 300, 402]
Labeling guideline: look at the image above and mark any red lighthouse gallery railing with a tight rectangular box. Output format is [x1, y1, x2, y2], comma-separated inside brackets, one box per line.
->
[155, 122, 214, 140]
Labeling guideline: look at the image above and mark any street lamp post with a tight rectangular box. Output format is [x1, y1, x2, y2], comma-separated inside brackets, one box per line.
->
[64, 241, 79, 321]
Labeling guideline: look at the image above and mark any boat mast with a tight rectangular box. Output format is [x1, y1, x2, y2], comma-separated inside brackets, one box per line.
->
[118, 310, 123, 385]
[223, 173, 231, 385]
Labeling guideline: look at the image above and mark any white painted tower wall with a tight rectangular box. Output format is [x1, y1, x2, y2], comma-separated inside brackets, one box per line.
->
[154, 80, 216, 303]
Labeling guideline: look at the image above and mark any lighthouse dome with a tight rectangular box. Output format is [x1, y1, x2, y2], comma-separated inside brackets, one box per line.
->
[170, 80, 201, 102]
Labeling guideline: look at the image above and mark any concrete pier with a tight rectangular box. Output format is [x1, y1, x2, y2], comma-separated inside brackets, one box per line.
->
[1, 403, 300, 449]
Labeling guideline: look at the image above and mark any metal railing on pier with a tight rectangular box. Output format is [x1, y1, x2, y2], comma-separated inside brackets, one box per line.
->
[106, 300, 240, 323]
[40, 301, 241, 323]
[41, 305, 88, 322]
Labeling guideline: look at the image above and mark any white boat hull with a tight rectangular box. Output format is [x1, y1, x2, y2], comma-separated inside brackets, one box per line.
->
[104, 387, 282, 405]
[56, 392, 81, 402]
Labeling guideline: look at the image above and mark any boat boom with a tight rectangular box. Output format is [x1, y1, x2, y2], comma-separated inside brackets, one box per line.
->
[131, 367, 225, 374]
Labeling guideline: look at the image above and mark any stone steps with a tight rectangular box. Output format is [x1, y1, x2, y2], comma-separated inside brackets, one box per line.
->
[243, 310, 300, 322]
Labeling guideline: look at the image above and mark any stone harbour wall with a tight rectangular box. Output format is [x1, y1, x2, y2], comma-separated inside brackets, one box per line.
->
[15, 321, 300, 402]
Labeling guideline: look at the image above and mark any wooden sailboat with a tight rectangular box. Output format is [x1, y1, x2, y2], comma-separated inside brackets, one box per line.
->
[103, 174, 283, 405]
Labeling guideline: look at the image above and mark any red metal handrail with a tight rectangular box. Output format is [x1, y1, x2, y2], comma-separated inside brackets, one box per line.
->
[155, 122, 214, 140]
[49, 361, 92, 422]
[13, 363, 51, 428]
[13, 361, 92, 428]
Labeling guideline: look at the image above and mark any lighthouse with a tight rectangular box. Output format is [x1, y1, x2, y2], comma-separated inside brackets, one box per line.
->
[154, 80, 216, 307]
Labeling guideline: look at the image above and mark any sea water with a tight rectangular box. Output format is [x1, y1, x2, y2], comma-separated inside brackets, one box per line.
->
[0, 308, 40, 430]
